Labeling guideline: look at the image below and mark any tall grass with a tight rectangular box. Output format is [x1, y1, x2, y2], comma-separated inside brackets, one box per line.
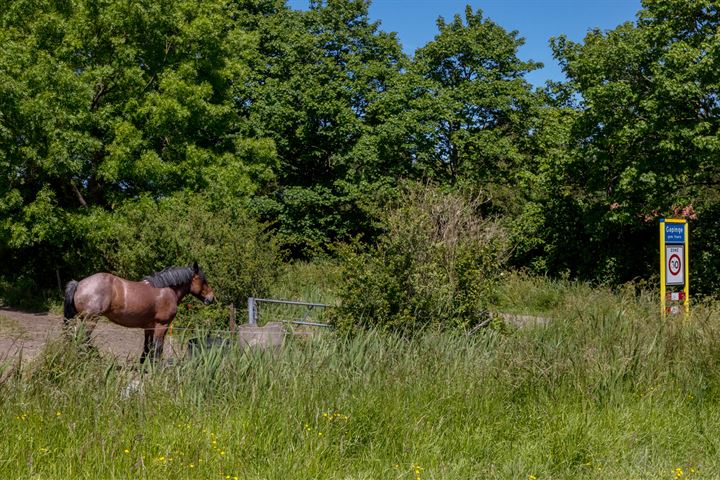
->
[2, 275, 720, 479]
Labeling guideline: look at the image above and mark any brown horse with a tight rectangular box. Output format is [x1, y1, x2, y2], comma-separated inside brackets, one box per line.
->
[63, 262, 215, 363]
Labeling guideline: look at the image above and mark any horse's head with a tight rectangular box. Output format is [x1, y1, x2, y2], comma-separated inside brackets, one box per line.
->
[190, 262, 215, 305]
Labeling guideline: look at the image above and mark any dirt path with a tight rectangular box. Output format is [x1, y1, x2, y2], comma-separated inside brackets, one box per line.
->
[0, 307, 549, 367]
[0, 307, 181, 365]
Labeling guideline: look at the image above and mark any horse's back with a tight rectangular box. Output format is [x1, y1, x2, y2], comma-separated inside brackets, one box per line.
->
[117, 280, 177, 325]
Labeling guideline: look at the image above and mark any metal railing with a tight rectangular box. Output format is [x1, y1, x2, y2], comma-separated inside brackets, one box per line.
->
[246, 297, 331, 327]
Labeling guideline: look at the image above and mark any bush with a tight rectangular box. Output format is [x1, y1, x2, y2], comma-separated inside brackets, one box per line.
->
[0, 276, 57, 311]
[68, 192, 281, 307]
[332, 183, 510, 333]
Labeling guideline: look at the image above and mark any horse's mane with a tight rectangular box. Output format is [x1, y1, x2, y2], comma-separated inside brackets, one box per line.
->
[142, 265, 204, 288]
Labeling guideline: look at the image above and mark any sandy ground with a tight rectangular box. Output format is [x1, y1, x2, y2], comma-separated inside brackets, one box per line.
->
[0, 307, 182, 365]
[0, 307, 547, 368]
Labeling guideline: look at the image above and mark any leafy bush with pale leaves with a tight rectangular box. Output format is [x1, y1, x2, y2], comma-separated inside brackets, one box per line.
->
[333, 183, 509, 333]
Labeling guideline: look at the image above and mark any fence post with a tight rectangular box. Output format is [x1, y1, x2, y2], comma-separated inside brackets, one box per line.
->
[247, 297, 256, 325]
[229, 303, 236, 333]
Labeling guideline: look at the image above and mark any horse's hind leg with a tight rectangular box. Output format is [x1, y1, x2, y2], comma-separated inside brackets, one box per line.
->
[62, 311, 92, 340]
[78, 313, 99, 342]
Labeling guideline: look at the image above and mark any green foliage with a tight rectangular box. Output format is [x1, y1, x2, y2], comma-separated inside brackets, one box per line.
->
[5, 281, 720, 478]
[247, 0, 407, 185]
[0, 1, 273, 208]
[251, 180, 392, 257]
[245, 0, 409, 255]
[538, 0, 720, 285]
[409, 6, 542, 187]
[3, 0, 720, 306]
[173, 300, 236, 332]
[0, 276, 56, 311]
[333, 183, 509, 332]
[270, 259, 342, 304]
[0, 0, 278, 284]
[69, 192, 281, 306]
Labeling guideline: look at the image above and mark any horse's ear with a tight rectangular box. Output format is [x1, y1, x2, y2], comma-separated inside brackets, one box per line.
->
[193, 261, 199, 273]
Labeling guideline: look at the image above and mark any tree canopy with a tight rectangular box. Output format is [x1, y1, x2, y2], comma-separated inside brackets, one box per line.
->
[1, 0, 718, 296]
[540, 0, 720, 284]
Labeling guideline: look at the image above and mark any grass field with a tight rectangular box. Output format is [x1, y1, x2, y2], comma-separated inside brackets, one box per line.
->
[1, 273, 719, 479]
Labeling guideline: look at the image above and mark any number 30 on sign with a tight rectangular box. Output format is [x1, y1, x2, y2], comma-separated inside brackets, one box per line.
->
[665, 245, 684, 286]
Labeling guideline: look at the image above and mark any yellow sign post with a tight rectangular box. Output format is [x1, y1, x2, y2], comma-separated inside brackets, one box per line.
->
[660, 218, 689, 317]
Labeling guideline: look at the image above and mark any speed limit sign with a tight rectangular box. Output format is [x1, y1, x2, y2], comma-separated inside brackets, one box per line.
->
[660, 218, 688, 317]
[665, 245, 684, 286]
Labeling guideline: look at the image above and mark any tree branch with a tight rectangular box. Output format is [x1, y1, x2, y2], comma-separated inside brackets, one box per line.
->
[71, 181, 88, 207]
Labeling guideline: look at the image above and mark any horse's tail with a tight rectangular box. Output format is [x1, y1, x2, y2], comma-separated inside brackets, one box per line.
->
[64, 280, 79, 322]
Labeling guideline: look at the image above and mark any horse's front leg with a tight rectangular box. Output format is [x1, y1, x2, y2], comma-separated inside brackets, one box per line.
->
[140, 329, 153, 364]
[149, 323, 169, 362]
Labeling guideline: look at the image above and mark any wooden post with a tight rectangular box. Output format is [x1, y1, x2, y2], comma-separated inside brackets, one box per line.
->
[56, 268, 62, 294]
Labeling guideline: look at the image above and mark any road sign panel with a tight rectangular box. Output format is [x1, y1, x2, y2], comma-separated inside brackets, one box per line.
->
[665, 245, 684, 286]
[664, 223, 685, 243]
[666, 291, 686, 301]
[660, 219, 689, 317]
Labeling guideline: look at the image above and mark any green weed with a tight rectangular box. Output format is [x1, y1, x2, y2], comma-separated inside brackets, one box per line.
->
[1, 276, 719, 479]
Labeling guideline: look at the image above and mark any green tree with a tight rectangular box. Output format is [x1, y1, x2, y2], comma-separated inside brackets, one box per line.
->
[409, 6, 542, 188]
[245, 0, 408, 255]
[547, 0, 719, 284]
[0, 0, 277, 281]
[505, 89, 582, 275]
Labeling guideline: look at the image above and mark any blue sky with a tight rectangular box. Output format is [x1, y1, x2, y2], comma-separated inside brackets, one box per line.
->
[287, 0, 642, 86]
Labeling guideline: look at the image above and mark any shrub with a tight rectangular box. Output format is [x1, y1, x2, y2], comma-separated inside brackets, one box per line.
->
[68, 192, 281, 307]
[332, 183, 510, 333]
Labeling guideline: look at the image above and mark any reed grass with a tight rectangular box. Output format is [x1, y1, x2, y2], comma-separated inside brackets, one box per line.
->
[1, 273, 719, 479]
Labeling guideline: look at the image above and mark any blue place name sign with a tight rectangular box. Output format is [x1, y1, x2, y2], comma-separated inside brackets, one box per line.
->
[664, 223, 685, 244]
